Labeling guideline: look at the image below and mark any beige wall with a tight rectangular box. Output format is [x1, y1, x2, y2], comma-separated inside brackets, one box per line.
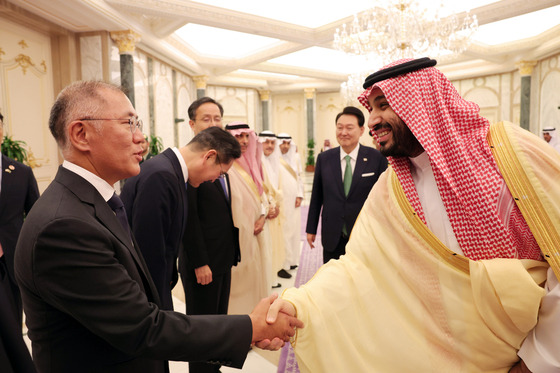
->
[0, 17, 59, 192]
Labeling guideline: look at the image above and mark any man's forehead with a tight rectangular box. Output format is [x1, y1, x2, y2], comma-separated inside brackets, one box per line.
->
[197, 103, 221, 114]
[368, 87, 385, 101]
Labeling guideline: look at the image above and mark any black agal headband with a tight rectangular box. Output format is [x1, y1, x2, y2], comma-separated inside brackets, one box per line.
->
[362, 57, 437, 89]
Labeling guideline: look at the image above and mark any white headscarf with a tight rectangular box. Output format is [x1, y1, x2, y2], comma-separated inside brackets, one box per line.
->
[277, 133, 298, 172]
[258, 131, 281, 189]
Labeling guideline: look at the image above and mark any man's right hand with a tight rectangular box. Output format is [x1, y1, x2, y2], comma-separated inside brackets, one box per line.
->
[250, 294, 303, 347]
[195, 265, 212, 285]
[307, 233, 316, 249]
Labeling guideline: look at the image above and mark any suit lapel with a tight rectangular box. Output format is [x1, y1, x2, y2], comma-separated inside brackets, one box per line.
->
[56, 167, 151, 282]
[348, 145, 367, 197]
[0, 155, 11, 215]
[163, 149, 189, 234]
[331, 148, 345, 197]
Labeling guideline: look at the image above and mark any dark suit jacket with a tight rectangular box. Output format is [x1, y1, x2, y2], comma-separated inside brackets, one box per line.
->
[14, 166, 252, 373]
[120, 148, 188, 310]
[0, 154, 39, 288]
[0, 154, 39, 323]
[179, 175, 240, 280]
[306, 145, 388, 253]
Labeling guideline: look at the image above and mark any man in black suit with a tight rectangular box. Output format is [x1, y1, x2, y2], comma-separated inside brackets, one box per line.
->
[179, 97, 241, 373]
[120, 126, 240, 311]
[306, 106, 388, 263]
[14, 81, 302, 373]
[0, 112, 40, 325]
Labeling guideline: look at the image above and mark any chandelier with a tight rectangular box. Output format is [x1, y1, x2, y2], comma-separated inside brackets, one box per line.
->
[334, 0, 478, 61]
[335, 0, 478, 101]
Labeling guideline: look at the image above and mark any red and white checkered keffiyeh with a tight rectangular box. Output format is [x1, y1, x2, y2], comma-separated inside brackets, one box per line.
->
[226, 122, 265, 195]
[358, 59, 540, 261]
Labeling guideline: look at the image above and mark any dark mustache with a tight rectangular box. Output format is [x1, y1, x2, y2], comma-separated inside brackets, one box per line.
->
[369, 123, 390, 137]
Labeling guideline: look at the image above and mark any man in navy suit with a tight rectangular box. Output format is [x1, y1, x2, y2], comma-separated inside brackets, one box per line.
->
[121, 126, 241, 311]
[15, 81, 301, 373]
[0, 112, 38, 373]
[0, 112, 40, 325]
[306, 106, 387, 263]
[179, 97, 241, 373]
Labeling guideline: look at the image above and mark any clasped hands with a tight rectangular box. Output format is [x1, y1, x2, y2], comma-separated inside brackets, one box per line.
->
[249, 293, 302, 350]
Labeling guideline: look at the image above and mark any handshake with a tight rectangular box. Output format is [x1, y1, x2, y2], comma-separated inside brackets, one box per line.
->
[249, 293, 302, 350]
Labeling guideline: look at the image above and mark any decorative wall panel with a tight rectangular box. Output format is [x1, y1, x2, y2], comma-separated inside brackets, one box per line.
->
[0, 18, 58, 192]
[153, 60, 174, 148]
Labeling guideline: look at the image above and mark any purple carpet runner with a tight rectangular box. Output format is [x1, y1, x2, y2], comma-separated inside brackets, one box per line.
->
[277, 206, 323, 373]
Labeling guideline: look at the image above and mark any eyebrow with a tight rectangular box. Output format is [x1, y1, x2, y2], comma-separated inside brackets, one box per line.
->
[372, 95, 386, 102]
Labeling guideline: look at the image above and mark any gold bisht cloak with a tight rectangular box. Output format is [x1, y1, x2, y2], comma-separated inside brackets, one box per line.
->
[282, 122, 560, 372]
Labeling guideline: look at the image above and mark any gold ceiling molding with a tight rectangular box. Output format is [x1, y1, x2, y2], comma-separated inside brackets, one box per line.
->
[192, 75, 208, 89]
[258, 90, 270, 101]
[110, 30, 141, 54]
[304, 88, 316, 99]
[0, 48, 4, 61]
[18, 40, 28, 49]
[516, 60, 538, 76]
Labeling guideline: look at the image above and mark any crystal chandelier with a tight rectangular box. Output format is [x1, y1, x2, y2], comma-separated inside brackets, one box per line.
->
[335, 0, 478, 102]
[334, 0, 478, 62]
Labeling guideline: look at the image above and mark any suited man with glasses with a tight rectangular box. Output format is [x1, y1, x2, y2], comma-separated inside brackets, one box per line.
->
[15, 81, 302, 373]
[121, 126, 241, 311]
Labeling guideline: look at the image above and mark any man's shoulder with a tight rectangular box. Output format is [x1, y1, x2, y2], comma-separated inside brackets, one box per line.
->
[319, 147, 339, 159]
[2, 154, 33, 173]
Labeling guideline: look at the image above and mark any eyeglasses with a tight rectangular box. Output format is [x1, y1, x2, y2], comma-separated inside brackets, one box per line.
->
[81, 117, 143, 135]
[215, 153, 227, 178]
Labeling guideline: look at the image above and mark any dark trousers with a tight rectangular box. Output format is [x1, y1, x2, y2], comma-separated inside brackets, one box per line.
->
[0, 258, 36, 373]
[323, 234, 349, 264]
[0, 257, 22, 326]
[184, 270, 231, 373]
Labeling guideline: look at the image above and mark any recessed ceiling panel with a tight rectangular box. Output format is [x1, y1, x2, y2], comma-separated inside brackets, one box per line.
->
[175, 24, 282, 58]
[473, 5, 560, 45]
[269, 47, 374, 75]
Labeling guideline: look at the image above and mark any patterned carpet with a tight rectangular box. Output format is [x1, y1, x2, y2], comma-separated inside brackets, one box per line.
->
[277, 206, 323, 373]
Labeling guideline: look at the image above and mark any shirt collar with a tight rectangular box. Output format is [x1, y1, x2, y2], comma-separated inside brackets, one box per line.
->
[62, 160, 116, 201]
[340, 143, 360, 161]
[171, 147, 189, 183]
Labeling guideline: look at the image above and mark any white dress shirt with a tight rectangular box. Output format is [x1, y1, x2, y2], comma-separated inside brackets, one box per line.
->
[340, 144, 360, 182]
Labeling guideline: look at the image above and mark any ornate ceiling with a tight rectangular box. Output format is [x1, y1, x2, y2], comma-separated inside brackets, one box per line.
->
[8, 0, 560, 92]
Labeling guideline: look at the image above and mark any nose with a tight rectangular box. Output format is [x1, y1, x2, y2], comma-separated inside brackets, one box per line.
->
[132, 128, 144, 142]
[367, 111, 382, 132]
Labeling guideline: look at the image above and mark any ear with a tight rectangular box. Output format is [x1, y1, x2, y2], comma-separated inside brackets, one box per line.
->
[188, 120, 195, 130]
[202, 149, 218, 163]
[359, 125, 365, 136]
[67, 120, 92, 152]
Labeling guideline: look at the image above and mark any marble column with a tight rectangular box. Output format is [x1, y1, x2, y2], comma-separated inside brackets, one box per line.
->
[193, 75, 208, 99]
[305, 88, 316, 144]
[110, 30, 141, 107]
[259, 90, 270, 131]
[516, 60, 537, 131]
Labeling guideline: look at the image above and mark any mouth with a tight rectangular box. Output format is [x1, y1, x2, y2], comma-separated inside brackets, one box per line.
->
[374, 124, 391, 142]
[133, 150, 143, 161]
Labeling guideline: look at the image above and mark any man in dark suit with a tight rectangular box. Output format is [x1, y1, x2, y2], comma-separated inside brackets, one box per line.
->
[306, 106, 388, 263]
[120, 126, 240, 311]
[14, 81, 302, 373]
[179, 97, 241, 373]
[0, 112, 40, 326]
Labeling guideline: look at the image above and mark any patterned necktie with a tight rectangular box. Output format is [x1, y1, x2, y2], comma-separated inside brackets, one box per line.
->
[107, 193, 132, 240]
[343, 155, 352, 197]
